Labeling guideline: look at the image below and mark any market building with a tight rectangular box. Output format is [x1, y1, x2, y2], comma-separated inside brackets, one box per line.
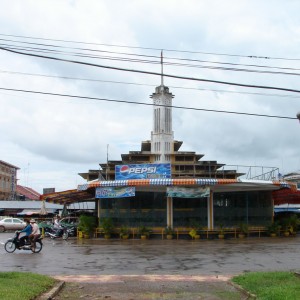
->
[44, 74, 297, 233]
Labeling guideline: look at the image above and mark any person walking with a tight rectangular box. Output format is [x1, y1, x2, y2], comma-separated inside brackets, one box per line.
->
[29, 219, 41, 252]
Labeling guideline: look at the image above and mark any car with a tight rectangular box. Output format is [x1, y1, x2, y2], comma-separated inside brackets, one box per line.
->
[0, 217, 27, 232]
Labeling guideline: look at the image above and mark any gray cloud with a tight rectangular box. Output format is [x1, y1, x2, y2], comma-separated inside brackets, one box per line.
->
[0, 0, 299, 193]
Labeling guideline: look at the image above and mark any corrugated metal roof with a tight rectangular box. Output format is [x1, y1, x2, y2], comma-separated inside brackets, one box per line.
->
[17, 209, 58, 215]
[41, 189, 95, 205]
[0, 201, 63, 209]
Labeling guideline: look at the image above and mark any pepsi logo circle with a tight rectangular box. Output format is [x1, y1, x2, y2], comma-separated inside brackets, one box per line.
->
[120, 165, 129, 173]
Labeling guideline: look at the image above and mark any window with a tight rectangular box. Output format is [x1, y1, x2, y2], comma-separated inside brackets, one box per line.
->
[213, 191, 272, 226]
[99, 192, 166, 227]
[13, 219, 23, 224]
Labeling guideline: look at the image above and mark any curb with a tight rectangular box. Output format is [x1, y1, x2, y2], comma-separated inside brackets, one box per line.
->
[294, 271, 300, 278]
[37, 281, 65, 300]
[229, 281, 257, 299]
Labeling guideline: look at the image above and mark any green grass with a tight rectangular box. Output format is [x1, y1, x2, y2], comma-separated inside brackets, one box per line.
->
[232, 271, 300, 300]
[0, 272, 57, 300]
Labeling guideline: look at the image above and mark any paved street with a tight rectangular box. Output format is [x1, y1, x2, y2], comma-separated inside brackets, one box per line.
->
[1, 232, 300, 276]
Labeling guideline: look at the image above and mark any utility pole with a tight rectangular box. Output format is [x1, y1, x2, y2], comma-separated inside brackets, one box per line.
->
[106, 144, 109, 180]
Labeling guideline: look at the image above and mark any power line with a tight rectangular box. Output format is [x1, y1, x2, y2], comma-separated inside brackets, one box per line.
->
[0, 87, 297, 120]
[2, 46, 300, 94]
[2, 37, 300, 72]
[2, 40, 300, 77]
[1, 32, 300, 61]
[1, 69, 300, 99]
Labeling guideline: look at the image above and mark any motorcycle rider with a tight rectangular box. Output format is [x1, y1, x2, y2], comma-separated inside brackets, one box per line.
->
[19, 219, 32, 247]
[53, 215, 61, 228]
[53, 215, 63, 236]
[28, 219, 41, 252]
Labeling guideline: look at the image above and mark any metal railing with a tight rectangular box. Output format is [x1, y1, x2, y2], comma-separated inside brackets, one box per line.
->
[221, 165, 280, 180]
[173, 164, 280, 180]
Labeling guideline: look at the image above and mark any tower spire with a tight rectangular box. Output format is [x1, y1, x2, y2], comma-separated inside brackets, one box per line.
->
[161, 50, 164, 86]
[150, 50, 174, 163]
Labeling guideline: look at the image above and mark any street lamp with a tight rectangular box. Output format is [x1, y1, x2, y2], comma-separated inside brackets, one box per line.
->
[297, 112, 300, 122]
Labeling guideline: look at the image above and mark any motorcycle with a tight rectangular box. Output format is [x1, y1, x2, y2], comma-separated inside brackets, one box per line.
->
[4, 231, 43, 253]
[44, 224, 76, 240]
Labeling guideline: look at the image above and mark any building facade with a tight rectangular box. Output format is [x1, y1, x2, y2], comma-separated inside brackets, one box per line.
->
[0, 160, 19, 201]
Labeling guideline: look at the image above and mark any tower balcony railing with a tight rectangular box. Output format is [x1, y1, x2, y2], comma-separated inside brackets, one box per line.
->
[173, 165, 280, 181]
[219, 165, 280, 181]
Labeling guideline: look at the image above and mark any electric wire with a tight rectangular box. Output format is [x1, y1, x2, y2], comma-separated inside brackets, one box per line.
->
[1, 32, 300, 61]
[1, 69, 300, 99]
[2, 37, 300, 72]
[2, 46, 300, 94]
[0, 87, 297, 120]
[2, 40, 300, 76]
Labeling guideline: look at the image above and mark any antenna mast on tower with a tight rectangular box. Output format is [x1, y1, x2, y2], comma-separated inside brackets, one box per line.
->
[161, 50, 164, 86]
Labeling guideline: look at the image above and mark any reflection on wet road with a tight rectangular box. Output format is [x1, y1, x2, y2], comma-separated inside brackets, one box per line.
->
[0, 232, 299, 276]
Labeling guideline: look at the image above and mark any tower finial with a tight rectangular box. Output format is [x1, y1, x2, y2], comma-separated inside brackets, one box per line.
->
[161, 50, 164, 86]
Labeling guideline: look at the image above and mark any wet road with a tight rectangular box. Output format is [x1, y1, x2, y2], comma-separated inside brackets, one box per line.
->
[0, 232, 299, 276]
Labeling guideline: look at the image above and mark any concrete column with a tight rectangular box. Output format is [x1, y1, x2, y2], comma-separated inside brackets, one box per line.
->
[167, 197, 173, 227]
[97, 199, 101, 224]
[207, 191, 214, 230]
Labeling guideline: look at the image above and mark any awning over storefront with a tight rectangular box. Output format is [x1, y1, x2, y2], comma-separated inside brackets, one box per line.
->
[40, 178, 295, 206]
[274, 207, 300, 214]
[78, 178, 291, 190]
[272, 188, 300, 205]
[40, 189, 95, 205]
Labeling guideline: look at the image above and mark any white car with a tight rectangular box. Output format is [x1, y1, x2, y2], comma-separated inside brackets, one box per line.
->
[0, 218, 26, 232]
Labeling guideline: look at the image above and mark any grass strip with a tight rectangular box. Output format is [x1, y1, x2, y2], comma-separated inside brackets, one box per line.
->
[0, 272, 57, 300]
[232, 271, 300, 300]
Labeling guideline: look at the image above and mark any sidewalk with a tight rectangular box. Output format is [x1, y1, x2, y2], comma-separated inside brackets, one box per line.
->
[50, 274, 250, 300]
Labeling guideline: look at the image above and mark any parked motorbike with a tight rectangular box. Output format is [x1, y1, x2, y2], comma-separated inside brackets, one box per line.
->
[4, 231, 43, 253]
[44, 224, 76, 240]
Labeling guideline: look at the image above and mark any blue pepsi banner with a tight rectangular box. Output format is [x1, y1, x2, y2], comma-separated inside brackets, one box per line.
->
[96, 187, 135, 198]
[115, 163, 171, 180]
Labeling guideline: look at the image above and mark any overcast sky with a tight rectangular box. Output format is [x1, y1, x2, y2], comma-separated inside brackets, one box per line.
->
[0, 0, 299, 194]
